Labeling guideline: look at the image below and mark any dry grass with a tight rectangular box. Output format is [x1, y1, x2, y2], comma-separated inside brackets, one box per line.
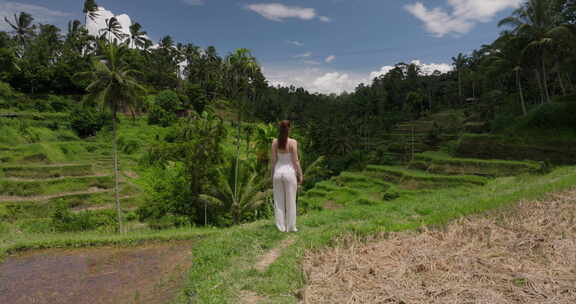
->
[302, 189, 576, 304]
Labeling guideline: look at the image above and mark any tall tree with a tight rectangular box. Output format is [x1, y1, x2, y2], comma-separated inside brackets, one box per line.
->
[4, 12, 35, 56]
[99, 17, 126, 43]
[499, 0, 575, 103]
[224, 48, 261, 205]
[83, 0, 99, 26]
[78, 41, 145, 233]
[451, 53, 466, 102]
[128, 22, 148, 49]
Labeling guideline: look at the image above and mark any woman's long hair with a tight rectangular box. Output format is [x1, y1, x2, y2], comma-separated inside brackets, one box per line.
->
[278, 120, 290, 150]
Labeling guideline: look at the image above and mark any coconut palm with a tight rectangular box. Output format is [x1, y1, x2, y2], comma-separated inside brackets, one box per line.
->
[200, 163, 269, 225]
[99, 17, 127, 43]
[4, 12, 35, 55]
[499, 0, 576, 103]
[451, 53, 466, 102]
[77, 41, 145, 233]
[485, 34, 530, 116]
[128, 22, 148, 49]
[224, 48, 261, 206]
[83, 0, 99, 25]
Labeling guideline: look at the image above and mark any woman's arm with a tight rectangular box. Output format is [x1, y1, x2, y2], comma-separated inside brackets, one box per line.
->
[271, 139, 277, 177]
[291, 140, 303, 184]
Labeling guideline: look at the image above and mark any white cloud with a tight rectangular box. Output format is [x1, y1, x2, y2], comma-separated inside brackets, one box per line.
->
[405, 0, 523, 37]
[245, 3, 330, 22]
[263, 59, 452, 95]
[369, 65, 396, 80]
[312, 72, 356, 94]
[325, 55, 336, 63]
[263, 66, 368, 94]
[0, 1, 70, 31]
[293, 52, 312, 58]
[182, 0, 204, 5]
[369, 60, 453, 80]
[286, 40, 303, 46]
[411, 60, 453, 75]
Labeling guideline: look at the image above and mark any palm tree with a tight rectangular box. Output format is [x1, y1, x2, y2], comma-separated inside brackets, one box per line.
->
[499, 0, 576, 103]
[200, 163, 269, 225]
[99, 17, 127, 43]
[224, 48, 261, 206]
[485, 34, 530, 116]
[128, 22, 148, 49]
[4, 12, 35, 55]
[83, 0, 100, 26]
[77, 41, 145, 233]
[451, 53, 466, 102]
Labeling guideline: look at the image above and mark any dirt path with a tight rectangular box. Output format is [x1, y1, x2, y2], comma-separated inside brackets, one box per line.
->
[302, 189, 576, 304]
[0, 241, 193, 304]
[255, 237, 295, 272]
[239, 237, 296, 304]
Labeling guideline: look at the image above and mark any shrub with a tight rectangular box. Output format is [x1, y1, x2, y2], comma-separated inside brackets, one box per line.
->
[69, 105, 111, 138]
[118, 136, 140, 154]
[147, 104, 176, 127]
[51, 202, 117, 232]
[0, 81, 18, 100]
[155, 90, 182, 113]
[147, 90, 182, 126]
[48, 95, 75, 112]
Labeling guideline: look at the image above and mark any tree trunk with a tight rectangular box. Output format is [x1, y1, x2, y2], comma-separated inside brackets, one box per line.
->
[516, 69, 527, 116]
[112, 114, 124, 234]
[558, 71, 567, 96]
[541, 57, 551, 103]
[234, 107, 241, 204]
[458, 69, 462, 103]
[534, 69, 545, 105]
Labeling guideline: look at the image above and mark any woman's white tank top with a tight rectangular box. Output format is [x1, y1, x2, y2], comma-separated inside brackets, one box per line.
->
[275, 152, 295, 173]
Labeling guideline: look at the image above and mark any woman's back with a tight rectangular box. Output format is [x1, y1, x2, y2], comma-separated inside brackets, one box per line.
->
[274, 139, 296, 171]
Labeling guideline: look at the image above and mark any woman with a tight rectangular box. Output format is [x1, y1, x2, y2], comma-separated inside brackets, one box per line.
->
[271, 120, 303, 232]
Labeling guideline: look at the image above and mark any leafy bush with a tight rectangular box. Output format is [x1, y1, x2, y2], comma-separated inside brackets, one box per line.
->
[148, 104, 177, 127]
[68, 105, 111, 138]
[148, 90, 182, 126]
[155, 90, 182, 113]
[47, 95, 75, 112]
[118, 136, 140, 154]
[0, 81, 18, 100]
[137, 165, 194, 226]
[51, 202, 117, 232]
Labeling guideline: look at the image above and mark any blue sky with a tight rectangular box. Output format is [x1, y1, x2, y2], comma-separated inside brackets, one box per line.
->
[0, 0, 525, 94]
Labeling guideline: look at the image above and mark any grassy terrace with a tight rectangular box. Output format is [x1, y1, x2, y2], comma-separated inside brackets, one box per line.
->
[365, 165, 488, 186]
[410, 151, 543, 177]
[0, 175, 114, 197]
[0, 164, 95, 178]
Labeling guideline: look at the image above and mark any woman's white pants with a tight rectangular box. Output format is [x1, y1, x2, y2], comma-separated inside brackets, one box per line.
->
[273, 170, 298, 232]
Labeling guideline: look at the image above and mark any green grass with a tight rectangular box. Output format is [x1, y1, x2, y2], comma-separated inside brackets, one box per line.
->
[365, 164, 488, 186]
[0, 164, 94, 178]
[174, 165, 576, 303]
[0, 175, 114, 197]
[412, 151, 543, 177]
